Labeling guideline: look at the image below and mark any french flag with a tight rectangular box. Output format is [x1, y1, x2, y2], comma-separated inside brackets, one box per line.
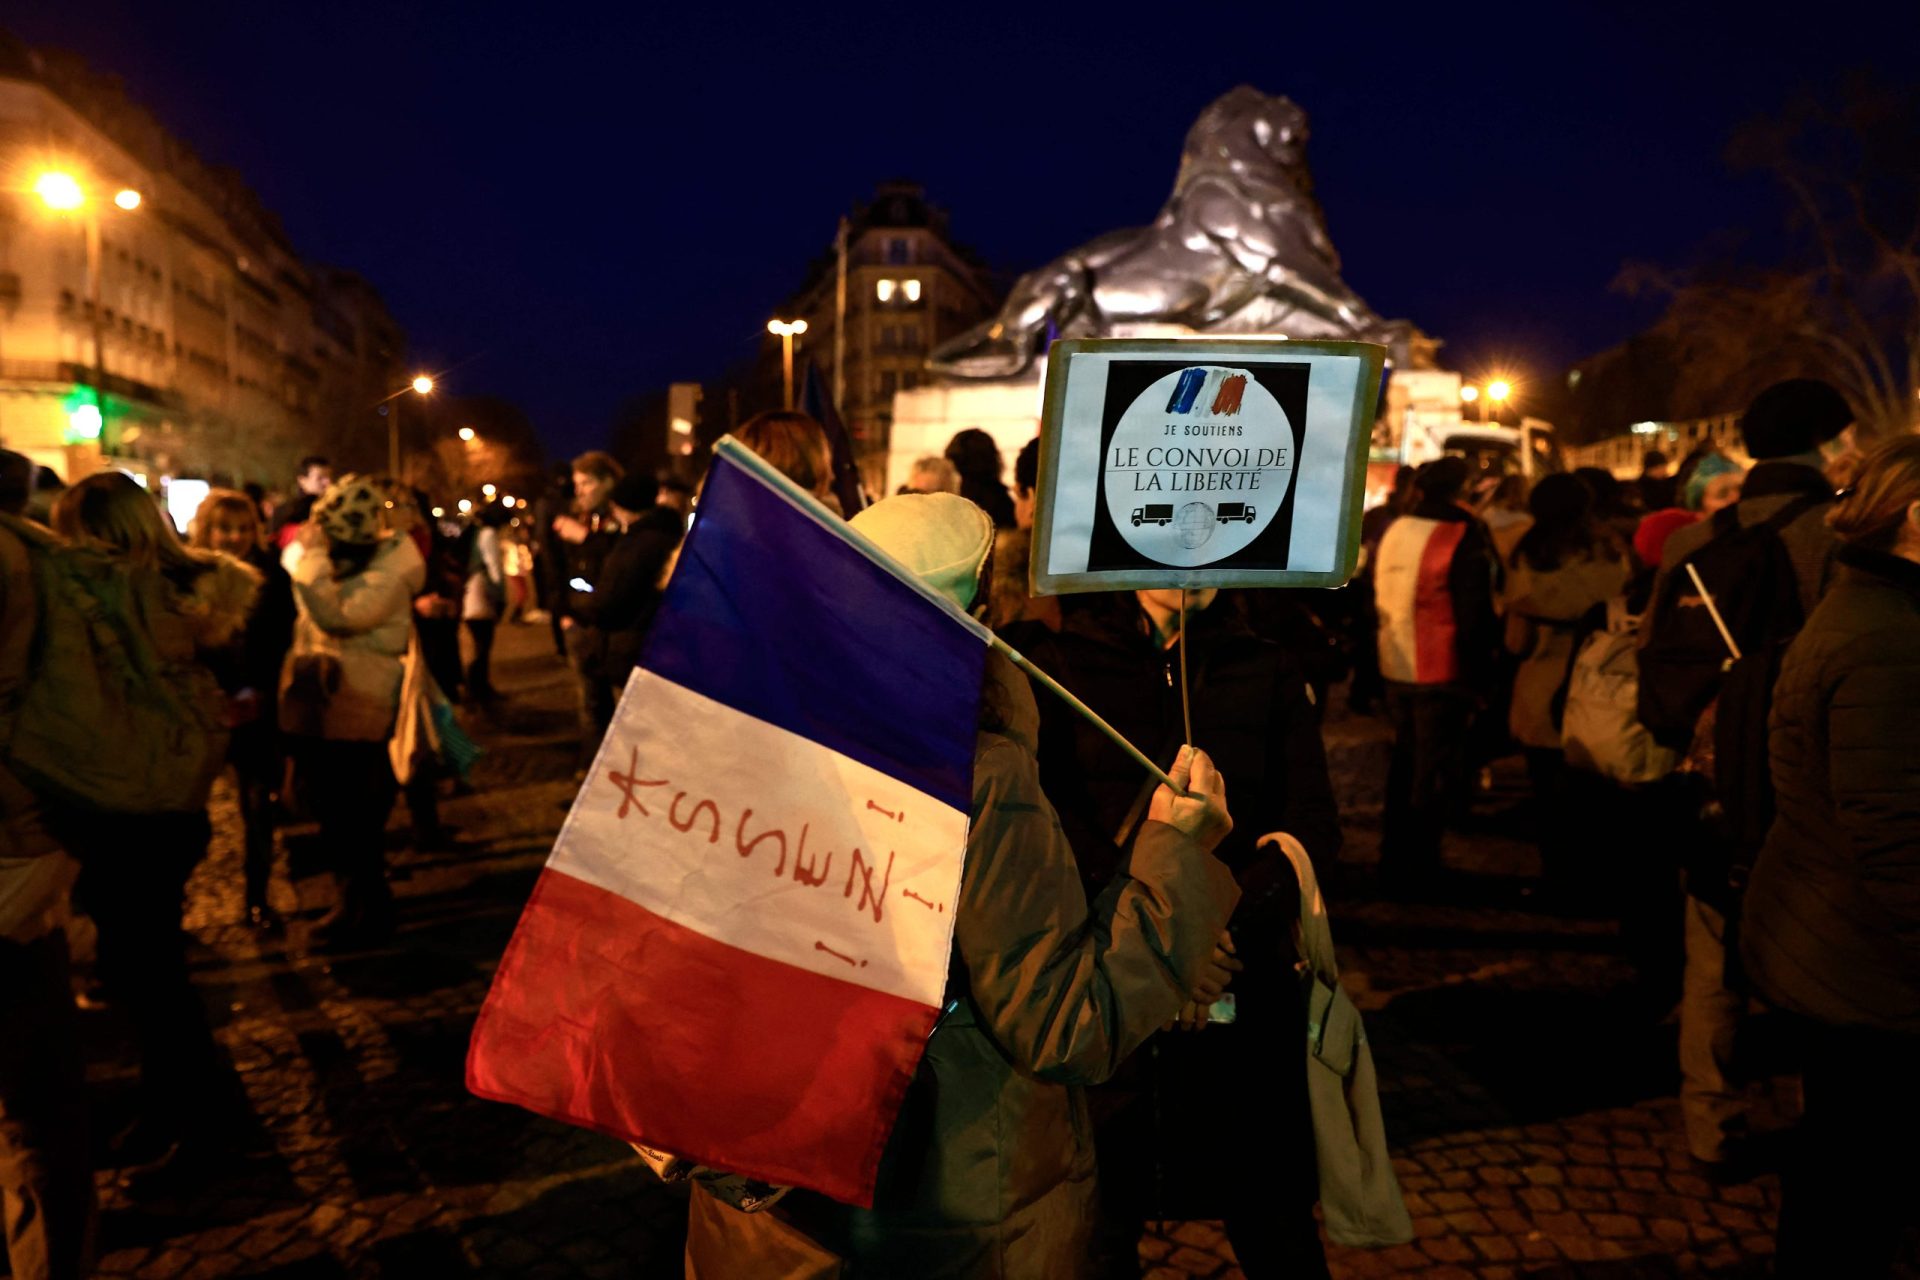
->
[467, 442, 983, 1207]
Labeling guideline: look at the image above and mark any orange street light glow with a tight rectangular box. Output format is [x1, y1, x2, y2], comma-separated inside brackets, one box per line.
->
[34, 171, 84, 210]
[114, 188, 142, 211]
[1488, 380, 1513, 402]
[1460, 385, 1480, 402]
[411, 375, 435, 395]
[458, 426, 476, 441]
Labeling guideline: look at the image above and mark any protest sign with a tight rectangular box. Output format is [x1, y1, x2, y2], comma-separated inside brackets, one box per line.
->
[1031, 338, 1385, 593]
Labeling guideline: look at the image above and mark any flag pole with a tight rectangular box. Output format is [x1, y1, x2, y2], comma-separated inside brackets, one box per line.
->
[712, 436, 1188, 796]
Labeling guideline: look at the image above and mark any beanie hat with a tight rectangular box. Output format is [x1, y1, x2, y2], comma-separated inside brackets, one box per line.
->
[848, 493, 994, 611]
[610, 473, 660, 513]
[1633, 508, 1698, 570]
[1682, 452, 1743, 511]
[312, 473, 388, 545]
[1739, 378, 1852, 460]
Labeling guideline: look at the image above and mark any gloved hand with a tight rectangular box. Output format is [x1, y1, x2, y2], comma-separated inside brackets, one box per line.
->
[1147, 745, 1232, 853]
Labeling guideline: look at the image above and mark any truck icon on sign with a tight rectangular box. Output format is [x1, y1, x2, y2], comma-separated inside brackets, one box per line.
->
[1215, 503, 1257, 523]
[1131, 504, 1175, 527]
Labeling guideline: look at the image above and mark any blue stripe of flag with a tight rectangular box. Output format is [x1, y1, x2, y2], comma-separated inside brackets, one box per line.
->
[638, 452, 984, 813]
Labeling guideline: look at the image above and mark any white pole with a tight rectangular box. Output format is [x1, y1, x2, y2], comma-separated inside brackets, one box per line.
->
[1685, 563, 1743, 663]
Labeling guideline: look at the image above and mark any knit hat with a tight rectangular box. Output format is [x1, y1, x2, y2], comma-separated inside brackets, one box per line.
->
[1633, 508, 1698, 570]
[312, 473, 388, 545]
[1739, 379, 1852, 460]
[1682, 452, 1743, 511]
[848, 493, 994, 611]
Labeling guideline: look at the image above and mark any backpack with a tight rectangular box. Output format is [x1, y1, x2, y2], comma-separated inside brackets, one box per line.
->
[1561, 600, 1678, 785]
[1635, 494, 1825, 751]
[0, 513, 229, 816]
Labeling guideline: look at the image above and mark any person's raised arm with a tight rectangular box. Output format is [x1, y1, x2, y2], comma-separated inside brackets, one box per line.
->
[955, 743, 1239, 1085]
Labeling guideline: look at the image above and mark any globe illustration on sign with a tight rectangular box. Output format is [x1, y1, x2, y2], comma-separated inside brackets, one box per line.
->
[1176, 502, 1216, 549]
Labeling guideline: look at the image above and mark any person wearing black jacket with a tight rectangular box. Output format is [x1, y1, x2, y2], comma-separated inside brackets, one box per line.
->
[553, 451, 625, 771]
[1740, 435, 1920, 1277]
[192, 489, 297, 931]
[571, 473, 683, 701]
[1021, 589, 1340, 1279]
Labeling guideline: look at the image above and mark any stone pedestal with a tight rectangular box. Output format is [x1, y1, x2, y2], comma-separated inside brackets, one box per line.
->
[885, 375, 1046, 494]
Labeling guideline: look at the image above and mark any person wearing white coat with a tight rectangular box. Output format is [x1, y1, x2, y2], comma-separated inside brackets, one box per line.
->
[280, 475, 426, 948]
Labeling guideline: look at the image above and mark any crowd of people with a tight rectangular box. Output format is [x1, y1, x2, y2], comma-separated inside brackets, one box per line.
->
[0, 443, 694, 1276]
[2, 372, 1917, 1276]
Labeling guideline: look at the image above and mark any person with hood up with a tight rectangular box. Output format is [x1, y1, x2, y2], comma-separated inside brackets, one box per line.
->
[280, 474, 427, 949]
[685, 492, 1242, 1279]
[1501, 474, 1632, 887]
[49, 472, 260, 1191]
[1740, 434, 1920, 1276]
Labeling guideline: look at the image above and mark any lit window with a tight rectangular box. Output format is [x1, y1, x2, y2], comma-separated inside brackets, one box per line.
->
[875, 279, 896, 303]
[902, 279, 922, 303]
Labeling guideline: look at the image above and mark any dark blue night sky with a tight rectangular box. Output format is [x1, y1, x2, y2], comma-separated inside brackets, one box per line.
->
[9, 1, 1917, 457]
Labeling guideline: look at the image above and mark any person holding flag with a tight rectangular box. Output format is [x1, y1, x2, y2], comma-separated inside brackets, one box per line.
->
[468, 447, 1242, 1278]
[685, 492, 1241, 1275]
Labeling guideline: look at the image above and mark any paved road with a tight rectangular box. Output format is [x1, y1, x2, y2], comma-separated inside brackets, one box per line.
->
[69, 623, 1792, 1278]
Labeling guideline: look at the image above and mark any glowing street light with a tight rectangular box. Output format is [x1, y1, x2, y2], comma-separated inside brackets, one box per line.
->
[34, 170, 146, 449]
[457, 499, 472, 515]
[1487, 379, 1512, 403]
[501, 495, 516, 508]
[384, 373, 437, 478]
[33, 171, 84, 211]
[431, 506, 446, 518]
[768, 317, 808, 409]
[1459, 385, 1480, 403]
[458, 426, 476, 442]
[482, 483, 497, 498]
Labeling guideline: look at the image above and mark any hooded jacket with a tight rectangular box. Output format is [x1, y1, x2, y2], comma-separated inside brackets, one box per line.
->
[280, 534, 427, 741]
[685, 648, 1240, 1278]
[1742, 546, 1920, 1032]
[1502, 547, 1631, 751]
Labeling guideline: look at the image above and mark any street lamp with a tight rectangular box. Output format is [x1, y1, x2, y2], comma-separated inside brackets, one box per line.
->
[381, 373, 436, 479]
[768, 318, 808, 410]
[458, 426, 476, 442]
[34, 169, 145, 449]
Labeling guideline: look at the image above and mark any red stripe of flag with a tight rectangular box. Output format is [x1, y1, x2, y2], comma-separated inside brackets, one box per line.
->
[467, 869, 938, 1206]
[1412, 521, 1466, 683]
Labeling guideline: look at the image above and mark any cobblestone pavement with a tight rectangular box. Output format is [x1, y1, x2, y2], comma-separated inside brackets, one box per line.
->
[65, 624, 1793, 1278]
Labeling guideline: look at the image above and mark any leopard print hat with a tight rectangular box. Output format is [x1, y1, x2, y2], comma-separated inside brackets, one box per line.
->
[312, 473, 389, 546]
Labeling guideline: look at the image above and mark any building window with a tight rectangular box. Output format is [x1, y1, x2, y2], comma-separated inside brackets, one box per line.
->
[879, 371, 898, 396]
[876, 278, 896, 303]
[886, 238, 911, 265]
[902, 278, 922, 303]
[903, 323, 921, 349]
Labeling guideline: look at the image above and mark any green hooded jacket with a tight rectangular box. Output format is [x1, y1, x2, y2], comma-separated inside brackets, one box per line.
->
[685, 649, 1241, 1278]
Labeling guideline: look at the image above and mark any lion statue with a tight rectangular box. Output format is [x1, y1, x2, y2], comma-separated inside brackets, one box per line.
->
[929, 87, 1412, 378]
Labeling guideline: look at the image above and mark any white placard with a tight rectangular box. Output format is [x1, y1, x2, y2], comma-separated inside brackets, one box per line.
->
[1031, 338, 1384, 593]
